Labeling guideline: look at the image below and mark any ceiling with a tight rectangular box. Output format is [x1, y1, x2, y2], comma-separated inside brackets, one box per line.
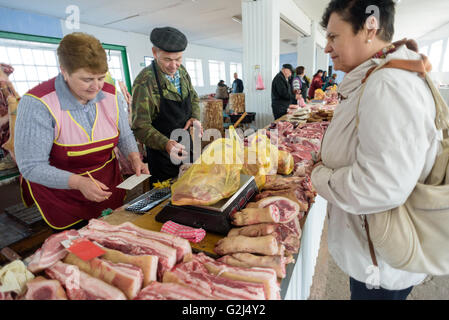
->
[1, 0, 449, 54]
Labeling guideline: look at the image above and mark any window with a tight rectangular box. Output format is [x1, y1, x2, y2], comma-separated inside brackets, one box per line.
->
[144, 56, 154, 67]
[208, 60, 226, 86]
[442, 40, 449, 72]
[429, 40, 443, 72]
[0, 38, 59, 96]
[229, 62, 243, 84]
[185, 58, 204, 87]
[106, 50, 126, 83]
[420, 46, 429, 56]
[0, 32, 132, 96]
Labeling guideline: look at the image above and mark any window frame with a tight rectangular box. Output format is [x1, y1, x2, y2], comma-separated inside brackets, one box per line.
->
[208, 59, 226, 86]
[185, 57, 204, 87]
[0, 31, 132, 93]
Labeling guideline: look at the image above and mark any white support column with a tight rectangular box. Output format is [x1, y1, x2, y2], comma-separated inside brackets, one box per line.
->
[242, 0, 280, 129]
[297, 20, 317, 80]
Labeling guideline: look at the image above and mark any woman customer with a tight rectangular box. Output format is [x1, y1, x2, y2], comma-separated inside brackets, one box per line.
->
[215, 80, 229, 108]
[311, 0, 440, 300]
[308, 69, 324, 99]
[15, 32, 149, 230]
[292, 66, 309, 103]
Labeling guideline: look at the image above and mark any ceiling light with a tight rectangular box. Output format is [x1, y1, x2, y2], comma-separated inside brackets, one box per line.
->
[232, 15, 242, 24]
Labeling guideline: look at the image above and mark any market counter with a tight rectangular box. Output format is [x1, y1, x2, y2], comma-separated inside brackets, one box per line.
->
[102, 193, 327, 300]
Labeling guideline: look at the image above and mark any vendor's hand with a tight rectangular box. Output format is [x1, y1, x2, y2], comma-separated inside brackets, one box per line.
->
[183, 118, 203, 137]
[68, 174, 112, 202]
[128, 152, 150, 176]
[166, 140, 188, 162]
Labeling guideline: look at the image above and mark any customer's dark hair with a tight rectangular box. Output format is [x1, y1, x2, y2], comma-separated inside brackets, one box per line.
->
[320, 0, 396, 42]
[296, 66, 305, 75]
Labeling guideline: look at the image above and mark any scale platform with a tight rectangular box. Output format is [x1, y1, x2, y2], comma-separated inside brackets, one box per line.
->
[155, 174, 258, 235]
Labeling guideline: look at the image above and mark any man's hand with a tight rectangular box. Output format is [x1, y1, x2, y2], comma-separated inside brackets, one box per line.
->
[68, 174, 112, 202]
[183, 118, 203, 137]
[128, 152, 150, 176]
[166, 140, 188, 162]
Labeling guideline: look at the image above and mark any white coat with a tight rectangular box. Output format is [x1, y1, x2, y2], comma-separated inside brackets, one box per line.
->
[311, 44, 442, 290]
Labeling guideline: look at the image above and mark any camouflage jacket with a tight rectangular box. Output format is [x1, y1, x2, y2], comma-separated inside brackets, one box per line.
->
[131, 63, 200, 151]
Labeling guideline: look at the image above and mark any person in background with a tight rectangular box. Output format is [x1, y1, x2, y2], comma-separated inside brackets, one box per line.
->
[271, 64, 294, 119]
[312, 0, 440, 300]
[308, 69, 324, 99]
[215, 80, 229, 108]
[292, 66, 309, 103]
[322, 70, 329, 84]
[14, 32, 148, 230]
[323, 73, 338, 90]
[231, 73, 244, 93]
[132, 26, 202, 186]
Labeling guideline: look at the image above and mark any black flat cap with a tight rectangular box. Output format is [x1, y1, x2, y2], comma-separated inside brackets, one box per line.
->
[150, 27, 188, 52]
[282, 64, 294, 73]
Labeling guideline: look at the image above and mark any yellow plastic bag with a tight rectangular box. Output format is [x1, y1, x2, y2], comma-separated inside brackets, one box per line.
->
[277, 150, 294, 175]
[171, 127, 243, 206]
[241, 133, 278, 189]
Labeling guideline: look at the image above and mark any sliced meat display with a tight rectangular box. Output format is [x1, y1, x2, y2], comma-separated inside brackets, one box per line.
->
[227, 223, 277, 238]
[190, 253, 280, 300]
[218, 253, 288, 279]
[163, 259, 266, 300]
[231, 205, 280, 226]
[45, 261, 126, 300]
[27, 229, 79, 274]
[78, 228, 177, 280]
[134, 281, 214, 300]
[100, 247, 158, 286]
[63, 253, 143, 300]
[214, 235, 280, 256]
[255, 189, 308, 213]
[23, 276, 68, 300]
[255, 196, 300, 224]
[82, 219, 191, 263]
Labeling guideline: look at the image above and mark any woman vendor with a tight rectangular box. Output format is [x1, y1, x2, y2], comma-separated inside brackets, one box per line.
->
[14, 32, 149, 230]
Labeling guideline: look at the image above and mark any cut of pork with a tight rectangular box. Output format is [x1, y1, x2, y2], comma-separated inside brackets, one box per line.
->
[23, 276, 67, 300]
[255, 196, 300, 223]
[134, 282, 214, 300]
[27, 229, 79, 274]
[45, 261, 126, 300]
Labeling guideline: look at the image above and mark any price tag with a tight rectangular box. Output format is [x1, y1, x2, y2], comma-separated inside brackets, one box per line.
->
[67, 239, 106, 261]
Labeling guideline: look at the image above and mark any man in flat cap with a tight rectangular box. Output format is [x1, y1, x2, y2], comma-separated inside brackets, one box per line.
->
[132, 26, 202, 185]
[271, 63, 295, 120]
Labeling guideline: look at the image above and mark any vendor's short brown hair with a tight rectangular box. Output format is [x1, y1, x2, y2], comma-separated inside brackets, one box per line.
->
[57, 32, 108, 74]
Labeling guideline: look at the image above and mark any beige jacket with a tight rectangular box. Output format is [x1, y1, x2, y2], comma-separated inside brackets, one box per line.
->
[311, 45, 442, 290]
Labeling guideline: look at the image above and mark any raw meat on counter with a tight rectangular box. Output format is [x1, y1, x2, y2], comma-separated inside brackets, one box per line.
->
[189, 253, 280, 300]
[253, 196, 300, 224]
[227, 223, 277, 237]
[231, 205, 280, 226]
[79, 227, 177, 280]
[23, 276, 67, 300]
[63, 253, 144, 300]
[218, 253, 289, 279]
[163, 257, 266, 300]
[27, 229, 80, 274]
[81, 219, 191, 263]
[100, 247, 158, 286]
[214, 235, 283, 256]
[45, 261, 127, 300]
[135, 281, 213, 300]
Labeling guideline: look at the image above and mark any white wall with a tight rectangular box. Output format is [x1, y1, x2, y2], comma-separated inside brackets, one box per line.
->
[60, 21, 243, 95]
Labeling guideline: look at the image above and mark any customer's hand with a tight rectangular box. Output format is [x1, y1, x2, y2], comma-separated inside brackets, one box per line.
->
[166, 140, 188, 162]
[68, 174, 112, 202]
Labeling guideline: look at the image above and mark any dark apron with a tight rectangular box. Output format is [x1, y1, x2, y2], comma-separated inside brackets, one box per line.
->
[147, 61, 193, 184]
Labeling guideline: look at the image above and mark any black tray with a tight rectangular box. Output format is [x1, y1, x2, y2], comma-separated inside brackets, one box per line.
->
[229, 112, 256, 124]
